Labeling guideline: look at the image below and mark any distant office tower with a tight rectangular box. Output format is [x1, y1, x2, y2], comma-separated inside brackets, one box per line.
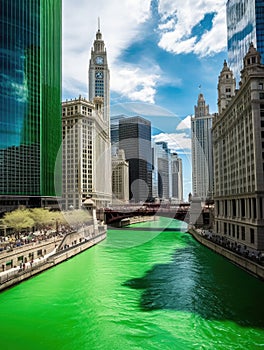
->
[227, 0, 264, 84]
[217, 60, 236, 114]
[152, 142, 183, 203]
[0, 1, 62, 211]
[112, 149, 129, 203]
[119, 116, 152, 203]
[171, 153, 183, 203]
[152, 144, 159, 199]
[88, 23, 110, 132]
[62, 96, 112, 209]
[110, 115, 125, 144]
[213, 44, 264, 251]
[152, 142, 170, 200]
[191, 94, 214, 201]
[110, 115, 125, 156]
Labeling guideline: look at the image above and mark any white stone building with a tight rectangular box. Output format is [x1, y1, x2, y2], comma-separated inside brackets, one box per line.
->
[213, 44, 264, 251]
[112, 149, 129, 203]
[191, 94, 214, 201]
[171, 152, 183, 203]
[62, 96, 112, 210]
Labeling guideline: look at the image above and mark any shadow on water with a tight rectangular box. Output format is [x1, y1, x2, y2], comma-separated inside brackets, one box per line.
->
[123, 234, 264, 328]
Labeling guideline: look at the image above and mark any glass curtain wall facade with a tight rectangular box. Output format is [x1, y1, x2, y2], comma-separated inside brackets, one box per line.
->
[227, 0, 264, 84]
[0, 0, 62, 210]
[119, 117, 152, 203]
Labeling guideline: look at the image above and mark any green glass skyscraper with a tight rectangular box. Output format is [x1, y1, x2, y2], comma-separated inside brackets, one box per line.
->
[0, 0, 62, 211]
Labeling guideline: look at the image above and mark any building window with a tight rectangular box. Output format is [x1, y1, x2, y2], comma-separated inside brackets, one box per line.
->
[232, 199, 236, 217]
[250, 229, 255, 244]
[241, 198, 245, 217]
[241, 227, 245, 241]
[253, 198, 257, 219]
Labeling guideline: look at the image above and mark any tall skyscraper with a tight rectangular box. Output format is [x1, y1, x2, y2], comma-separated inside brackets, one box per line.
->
[191, 94, 214, 201]
[227, 0, 264, 84]
[0, 0, 62, 211]
[88, 22, 110, 131]
[119, 116, 152, 203]
[87, 24, 112, 207]
[152, 142, 170, 200]
[171, 153, 183, 203]
[213, 44, 264, 251]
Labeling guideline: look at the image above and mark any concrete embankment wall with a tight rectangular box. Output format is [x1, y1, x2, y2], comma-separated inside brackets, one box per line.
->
[0, 237, 62, 270]
[189, 228, 264, 280]
[0, 233, 106, 292]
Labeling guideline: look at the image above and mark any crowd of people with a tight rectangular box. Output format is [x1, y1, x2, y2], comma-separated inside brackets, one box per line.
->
[200, 229, 264, 265]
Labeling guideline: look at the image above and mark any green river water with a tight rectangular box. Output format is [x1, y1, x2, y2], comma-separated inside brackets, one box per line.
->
[0, 217, 264, 349]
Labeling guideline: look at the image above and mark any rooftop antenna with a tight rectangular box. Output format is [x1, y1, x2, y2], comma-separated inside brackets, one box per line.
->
[98, 17, 100, 32]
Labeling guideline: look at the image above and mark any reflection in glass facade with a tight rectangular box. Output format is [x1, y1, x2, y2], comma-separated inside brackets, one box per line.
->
[227, 0, 264, 84]
[0, 0, 62, 209]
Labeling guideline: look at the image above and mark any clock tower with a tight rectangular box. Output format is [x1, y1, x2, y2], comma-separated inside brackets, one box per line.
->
[88, 21, 110, 130]
[87, 21, 112, 207]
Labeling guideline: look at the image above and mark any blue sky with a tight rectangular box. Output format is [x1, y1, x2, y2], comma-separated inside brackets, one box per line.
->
[62, 0, 227, 200]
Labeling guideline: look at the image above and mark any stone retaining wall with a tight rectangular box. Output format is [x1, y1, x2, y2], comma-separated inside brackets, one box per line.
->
[0, 232, 106, 292]
[189, 228, 264, 280]
[0, 237, 62, 271]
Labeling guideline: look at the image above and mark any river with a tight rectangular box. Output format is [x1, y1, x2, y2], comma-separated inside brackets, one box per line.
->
[0, 217, 264, 349]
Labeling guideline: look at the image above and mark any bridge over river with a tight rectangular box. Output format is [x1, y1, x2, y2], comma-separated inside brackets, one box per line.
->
[99, 201, 213, 227]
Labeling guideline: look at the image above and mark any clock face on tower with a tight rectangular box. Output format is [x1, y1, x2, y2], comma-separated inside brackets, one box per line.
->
[95, 56, 104, 65]
[95, 71, 103, 79]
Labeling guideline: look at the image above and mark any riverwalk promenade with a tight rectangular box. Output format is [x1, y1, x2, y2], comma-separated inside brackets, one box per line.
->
[0, 224, 106, 292]
[188, 226, 264, 280]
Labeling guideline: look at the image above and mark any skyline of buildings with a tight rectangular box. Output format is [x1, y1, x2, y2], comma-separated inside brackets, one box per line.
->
[111, 116, 183, 204]
[1, 1, 264, 219]
[0, 1, 62, 212]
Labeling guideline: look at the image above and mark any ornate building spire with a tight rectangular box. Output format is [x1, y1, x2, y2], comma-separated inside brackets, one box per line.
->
[217, 60, 236, 114]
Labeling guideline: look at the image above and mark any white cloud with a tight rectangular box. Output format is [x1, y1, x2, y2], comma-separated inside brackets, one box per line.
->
[62, 0, 153, 101]
[111, 64, 160, 104]
[176, 115, 191, 130]
[152, 132, 191, 154]
[62, 0, 226, 103]
[111, 101, 177, 117]
[194, 8, 227, 56]
[157, 0, 226, 57]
